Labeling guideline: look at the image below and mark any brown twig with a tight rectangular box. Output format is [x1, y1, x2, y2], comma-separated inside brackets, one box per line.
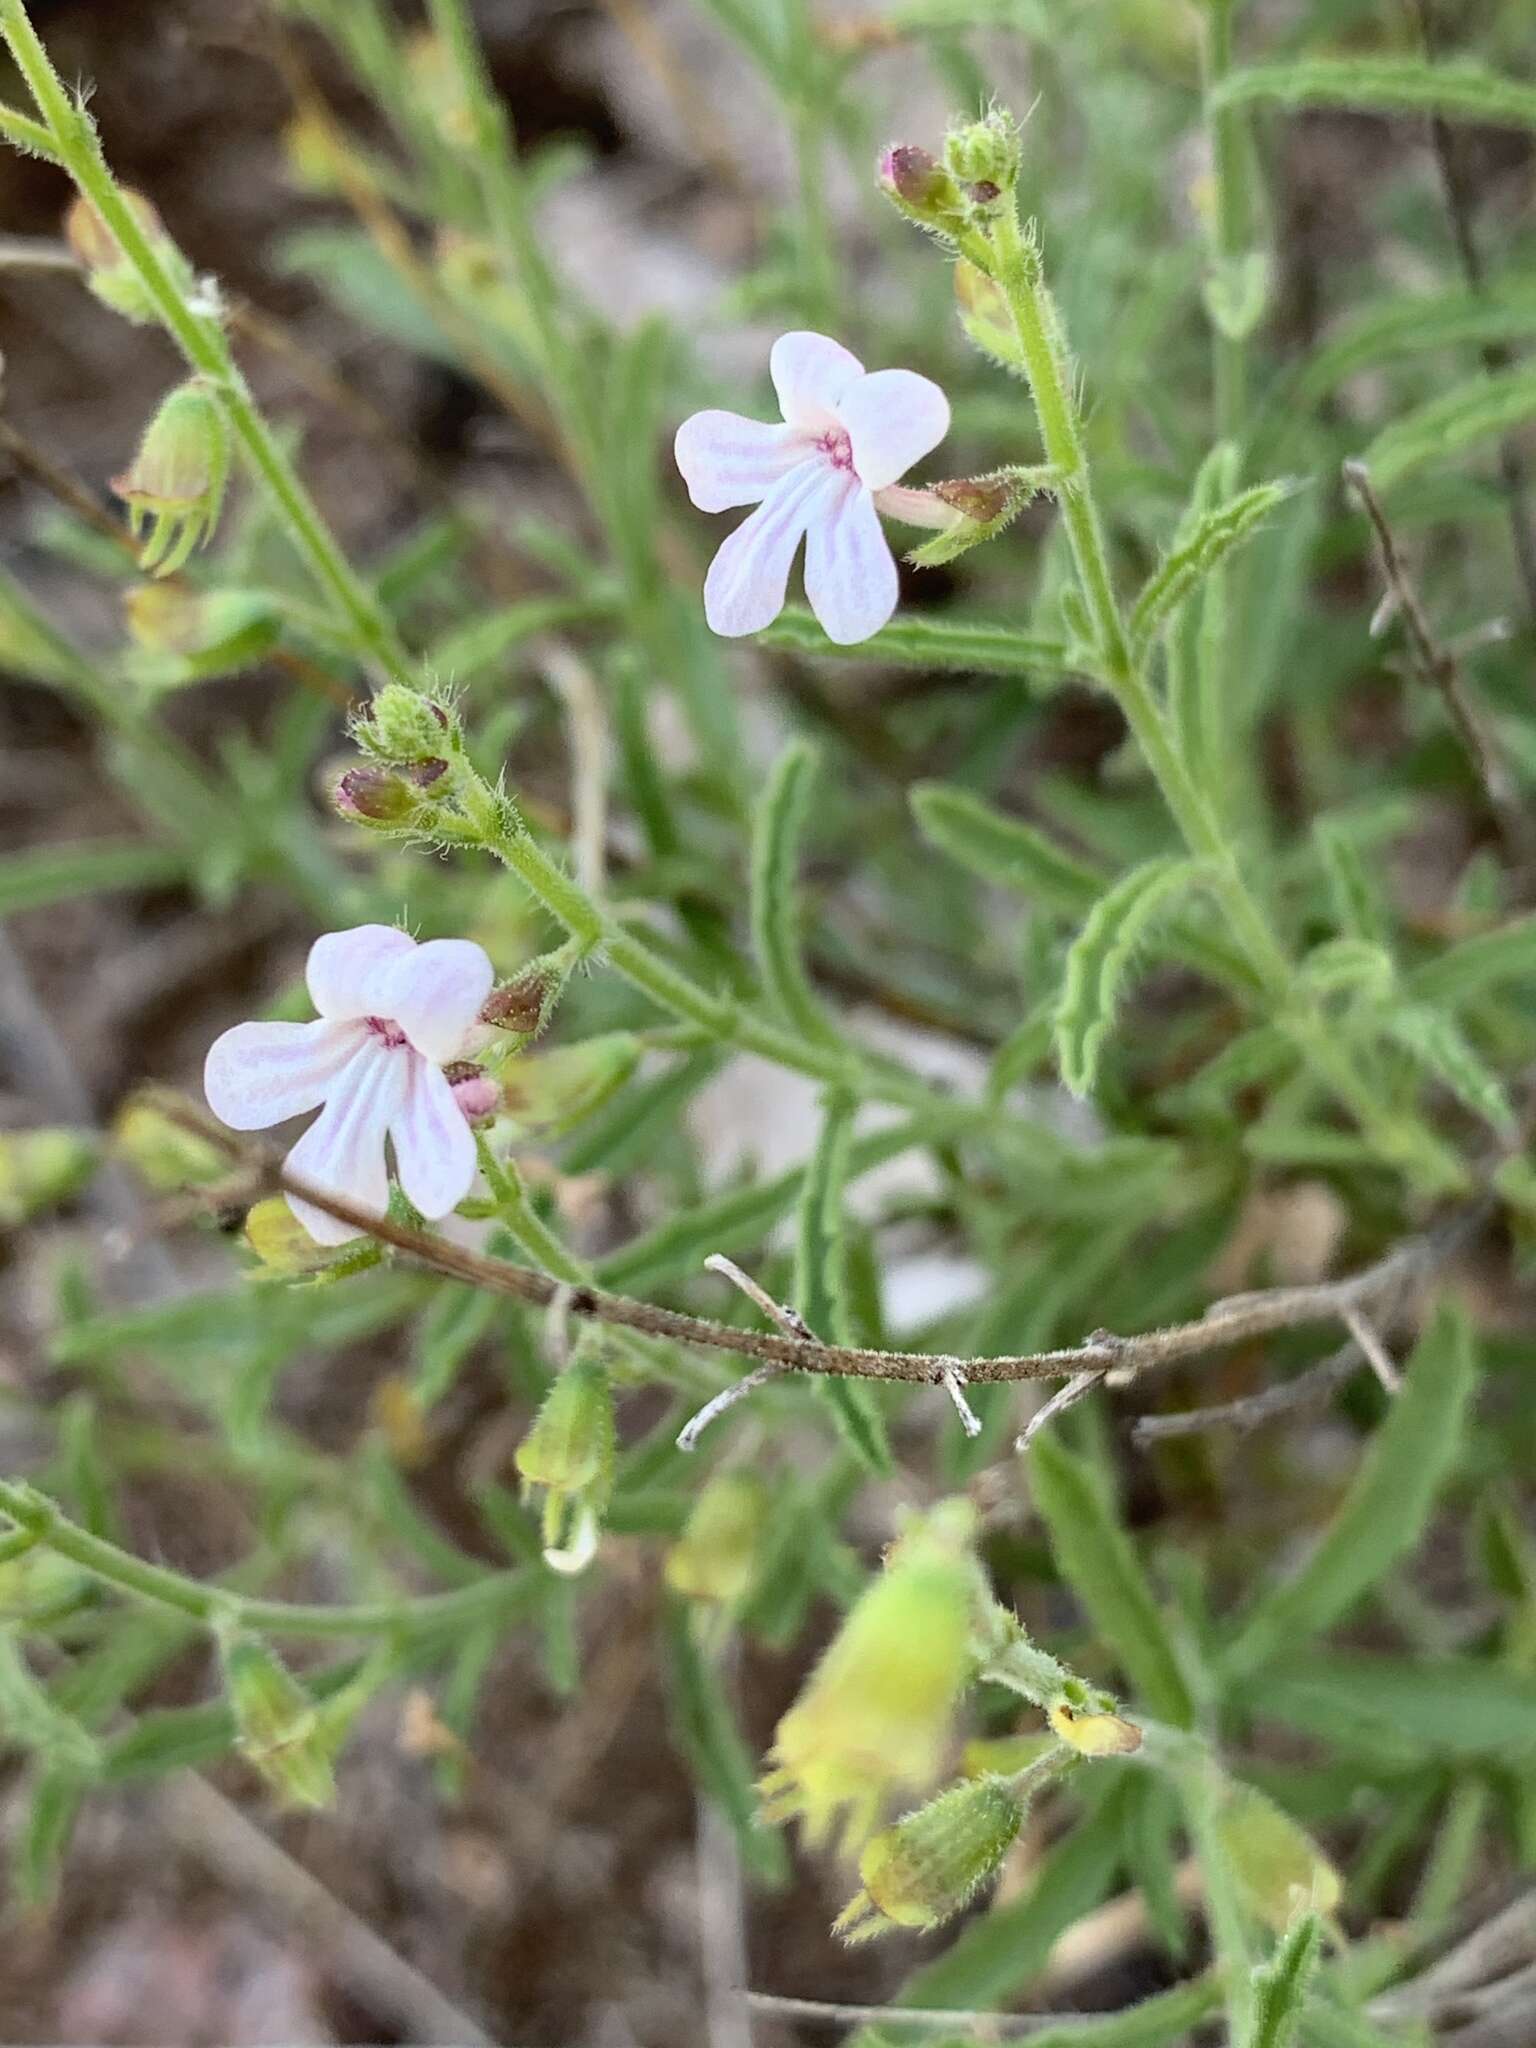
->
[154, 1091, 1473, 1396]
[1343, 458, 1532, 872]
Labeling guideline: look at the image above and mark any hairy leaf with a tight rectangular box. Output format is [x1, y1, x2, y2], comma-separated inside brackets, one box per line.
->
[1224, 1307, 1477, 1679]
[1056, 858, 1212, 1096]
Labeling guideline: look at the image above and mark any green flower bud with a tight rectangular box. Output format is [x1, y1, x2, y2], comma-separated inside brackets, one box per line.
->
[220, 1630, 336, 1810]
[515, 1352, 615, 1575]
[0, 1128, 98, 1226]
[65, 190, 197, 327]
[664, 1471, 771, 1607]
[112, 379, 231, 578]
[1215, 1777, 1341, 1931]
[834, 1775, 1024, 1942]
[496, 1033, 642, 1137]
[113, 1099, 225, 1193]
[358, 684, 457, 767]
[944, 111, 1022, 194]
[760, 1499, 987, 1854]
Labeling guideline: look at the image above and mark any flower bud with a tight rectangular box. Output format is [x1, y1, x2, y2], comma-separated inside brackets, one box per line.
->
[333, 758, 448, 828]
[954, 257, 1026, 373]
[1048, 1700, 1142, 1757]
[498, 1033, 641, 1137]
[444, 1061, 500, 1125]
[834, 1776, 1024, 1942]
[244, 1195, 336, 1272]
[760, 1499, 987, 1853]
[1216, 1777, 1341, 1931]
[0, 1128, 98, 1226]
[112, 379, 231, 577]
[481, 967, 557, 1036]
[665, 1471, 771, 1607]
[877, 145, 966, 233]
[65, 190, 196, 326]
[357, 684, 456, 766]
[944, 111, 1021, 193]
[219, 1630, 336, 1809]
[113, 1099, 225, 1191]
[515, 1352, 615, 1575]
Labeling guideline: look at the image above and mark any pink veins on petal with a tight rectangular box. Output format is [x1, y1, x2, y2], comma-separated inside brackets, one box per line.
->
[203, 924, 495, 1246]
[674, 330, 950, 646]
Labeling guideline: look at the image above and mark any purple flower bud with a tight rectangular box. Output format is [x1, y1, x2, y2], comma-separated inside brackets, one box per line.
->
[333, 765, 421, 825]
[444, 1061, 500, 1125]
[876, 145, 965, 230]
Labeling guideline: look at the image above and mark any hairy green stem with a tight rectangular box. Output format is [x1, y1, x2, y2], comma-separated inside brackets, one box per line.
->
[1200, 0, 1251, 442]
[0, 0, 415, 689]
[978, 198, 1468, 1194]
[0, 1479, 532, 1639]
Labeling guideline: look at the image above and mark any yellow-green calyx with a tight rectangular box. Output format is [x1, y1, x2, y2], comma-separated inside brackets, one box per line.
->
[760, 1498, 987, 1854]
[514, 1352, 615, 1575]
[112, 379, 231, 577]
[664, 1470, 771, 1607]
[834, 1775, 1025, 1942]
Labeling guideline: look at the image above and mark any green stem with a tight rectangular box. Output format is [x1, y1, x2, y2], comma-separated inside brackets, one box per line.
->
[1201, 0, 1251, 445]
[979, 199, 1468, 1195]
[0, 0, 415, 689]
[0, 1479, 533, 1639]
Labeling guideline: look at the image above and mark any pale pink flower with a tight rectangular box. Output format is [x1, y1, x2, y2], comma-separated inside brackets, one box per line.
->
[204, 925, 495, 1245]
[674, 330, 950, 645]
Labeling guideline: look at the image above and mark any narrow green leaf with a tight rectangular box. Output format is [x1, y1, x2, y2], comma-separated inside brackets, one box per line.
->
[1029, 1431, 1196, 1725]
[1364, 362, 1536, 491]
[0, 841, 185, 916]
[1385, 1005, 1515, 1135]
[1224, 1307, 1477, 1680]
[659, 1599, 787, 1885]
[751, 740, 839, 1048]
[1249, 1913, 1324, 2048]
[795, 1094, 893, 1475]
[596, 1117, 925, 1294]
[1410, 913, 1536, 1005]
[758, 605, 1069, 678]
[1313, 818, 1388, 947]
[1055, 857, 1212, 1097]
[1130, 480, 1295, 658]
[1215, 57, 1536, 132]
[12, 1768, 85, 1908]
[912, 782, 1105, 914]
[1240, 1649, 1536, 1762]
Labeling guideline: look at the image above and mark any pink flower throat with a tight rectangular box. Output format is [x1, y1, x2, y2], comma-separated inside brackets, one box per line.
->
[816, 425, 855, 472]
[365, 1015, 409, 1049]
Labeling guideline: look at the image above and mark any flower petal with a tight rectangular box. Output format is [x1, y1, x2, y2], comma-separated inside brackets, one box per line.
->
[836, 368, 951, 491]
[803, 478, 899, 645]
[674, 409, 806, 513]
[389, 1058, 478, 1221]
[702, 460, 837, 638]
[373, 938, 495, 1063]
[203, 1017, 365, 1132]
[770, 331, 865, 429]
[306, 925, 417, 1022]
[283, 1041, 409, 1245]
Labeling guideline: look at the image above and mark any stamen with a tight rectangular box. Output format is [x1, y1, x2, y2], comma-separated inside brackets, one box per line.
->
[364, 1015, 409, 1049]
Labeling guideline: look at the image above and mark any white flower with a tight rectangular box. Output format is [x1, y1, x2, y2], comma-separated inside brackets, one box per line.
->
[204, 925, 495, 1245]
[674, 331, 950, 646]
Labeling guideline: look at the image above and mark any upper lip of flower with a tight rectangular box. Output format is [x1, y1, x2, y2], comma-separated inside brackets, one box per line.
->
[202, 923, 495, 1246]
[673, 330, 950, 646]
